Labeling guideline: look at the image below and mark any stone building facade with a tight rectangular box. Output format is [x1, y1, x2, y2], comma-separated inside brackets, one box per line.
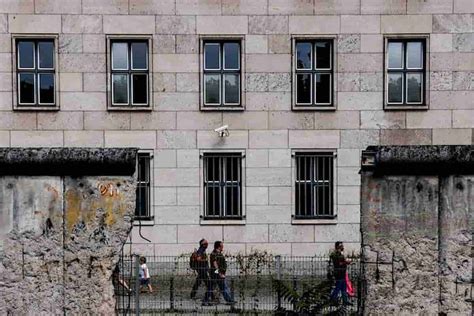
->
[0, 0, 472, 256]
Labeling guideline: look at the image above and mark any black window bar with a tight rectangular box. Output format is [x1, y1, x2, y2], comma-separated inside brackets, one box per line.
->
[135, 153, 152, 220]
[203, 153, 242, 219]
[295, 152, 335, 219]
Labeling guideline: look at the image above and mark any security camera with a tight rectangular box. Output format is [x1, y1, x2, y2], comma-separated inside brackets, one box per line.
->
[214, 125, 229, 137]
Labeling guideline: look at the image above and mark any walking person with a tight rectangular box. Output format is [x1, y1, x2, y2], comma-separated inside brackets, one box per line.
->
[329, 241, 351, 305]
[190, 239, 213, 305]
[210, 241, 235, 305]
[139, 256, 153, 293]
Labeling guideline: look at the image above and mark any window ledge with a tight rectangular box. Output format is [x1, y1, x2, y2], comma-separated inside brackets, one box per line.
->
[200, 219, 246, 226]
[14, 106, 59, 111]
[108, 106, 152, 111]
[291, 217, 338, 225]
[292, 106, 336, 111]
[133, 216, 154, 226]
[200, 106, 245, 112]
[384, 104, 429, 111]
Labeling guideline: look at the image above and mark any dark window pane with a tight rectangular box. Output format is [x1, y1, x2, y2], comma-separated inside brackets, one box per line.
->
[295, 183, 312, 217]
[407, 42, 423, 69]
[225, 186, 240, 217]
[18, 41, 35, 69]
[205, 74, 220, 104]
[135, 186, 149, 217]
[225, 156, 240, 181]
[19, 73, 35, 104]
[315, 73, 331, 104]
[388, 42, 403, 69]
[112, 74, 129, 104]
[315, 41, 331, 69]
[296, 42, 312, 69]
[131, 42, 147, 70]
[296, 155, 312, 181]
[138, 155, 150, 182]
[204, 43, 220, 70]
[316, 185, 330, 215]
[224, 74, 239, 104]
[224, 42, 239, 70]
[112, 42, 128, 70]
[206, 186, 220, 216]
[406, 73, 422, 103]
[38, 41, 54, 69]
[39, 73, 54, 104]
[388, 73, 403, 103]
[132, 74, 148, 105]
[296, 74, 311, 104]
[205, 156, 220, 182]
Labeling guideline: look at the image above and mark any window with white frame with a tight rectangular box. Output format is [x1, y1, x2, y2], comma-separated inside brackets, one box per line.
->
[110, 39, 150, 108]
[202, 40, 242, 109]
[202, 153, 242, 219]
[16, 39, 56, 107]
[294, 39, 333, 109]
[135, 152, 153, 219]
[385, 38, 426, 108]
[294, 152, 335, 219]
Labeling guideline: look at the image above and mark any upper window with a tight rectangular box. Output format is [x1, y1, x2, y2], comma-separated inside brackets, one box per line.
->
[16, 39, 56, 107]
[202, 40, 242, 109]
[109, 39, 151, 109]
[294, 39, 333, 109]
[294, 152, 335, 219]
[385, 39, 426, 108]
[202, 153, 243, 220]
[136, 152, 153, 220]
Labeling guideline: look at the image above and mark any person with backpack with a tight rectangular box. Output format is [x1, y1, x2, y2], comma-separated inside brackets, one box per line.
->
[190, 239, 213, 305]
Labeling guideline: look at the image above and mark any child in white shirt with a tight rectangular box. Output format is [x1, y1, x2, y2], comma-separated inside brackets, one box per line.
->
[139, 256, 153, 293]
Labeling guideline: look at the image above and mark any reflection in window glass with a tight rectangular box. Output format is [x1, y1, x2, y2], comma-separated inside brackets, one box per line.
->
[131, 42, 147, 70]
[296, 42, 312, 69]
[205, 74, 220, 104]
[388, 42, 403, 68]
[315, 73, 331, 104]
[407, 42, 422, 69]
[315, 41, 331, 69]
[224, 74, 239, 104]
[112, 43, 128, 70]
[19, 73, 35, 104]
[406, 73, 422, 103]
[132, 74, 147, 104]
[224, 43, 239, 70]
[204, 44, 220, 69]
[296, 74, 311, 104]
[39, 73, 54, 104]
[38, 42, 54, 69]
[112, 74, 128, 104]
[18, 41, 35, 69]
[388, 73, 403, 103]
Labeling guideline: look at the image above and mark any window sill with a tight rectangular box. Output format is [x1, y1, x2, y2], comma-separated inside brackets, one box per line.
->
[384, 104, 428, 111]
[14, 105, 59, 111]
[200, 218, 246, 226]
[200, 106, 245, 112]
[133, 216, 154, 226]
[108, 106, 152, 111]
[291, 216, 337, 225]
[292, 105, 336, 111]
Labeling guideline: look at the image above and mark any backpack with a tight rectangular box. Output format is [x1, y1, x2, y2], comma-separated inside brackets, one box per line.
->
[190, 250, 199, 270]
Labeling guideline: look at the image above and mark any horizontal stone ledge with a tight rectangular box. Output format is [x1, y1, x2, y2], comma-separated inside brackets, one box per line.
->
[0, 147, 138, 176]
[361, 145, 474, 175]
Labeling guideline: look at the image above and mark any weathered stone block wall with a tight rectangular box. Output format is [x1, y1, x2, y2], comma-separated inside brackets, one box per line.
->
[0, 148, 137, 315]
[361, 146, 473, 314]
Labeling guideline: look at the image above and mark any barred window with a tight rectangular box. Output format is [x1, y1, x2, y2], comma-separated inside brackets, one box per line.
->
[16, 39, 56, 106]
[203, 153, 242, 219]
[136, 152, 152, 219]
[294, 39, 333, 109]
[386, 39, 425, 107]
[203, 40, 241, 108]
[295, 152, 335, 219]
[110, 40, 149, 107]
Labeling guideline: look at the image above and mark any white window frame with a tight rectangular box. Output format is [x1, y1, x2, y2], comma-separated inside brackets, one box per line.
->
[291, 149, 338, 225]
[13, 34, 59, 111]
[199, 149, 246, 225]
[106, 35, 153, 111]
[134, 149, 155, 226]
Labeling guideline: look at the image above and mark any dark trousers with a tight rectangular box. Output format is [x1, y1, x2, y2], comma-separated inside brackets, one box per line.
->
[330, 279, 349, 304]
[211, 275, 232, 302]
[191, 269, 212, 301]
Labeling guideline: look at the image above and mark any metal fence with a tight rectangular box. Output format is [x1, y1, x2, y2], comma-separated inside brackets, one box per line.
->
[115, 253, 364, 315]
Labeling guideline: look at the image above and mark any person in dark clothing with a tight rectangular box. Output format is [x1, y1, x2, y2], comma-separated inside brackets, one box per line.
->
[190, 239, 213, 304]
[329, 241, 352, 305]
[209, 241, 235, 305]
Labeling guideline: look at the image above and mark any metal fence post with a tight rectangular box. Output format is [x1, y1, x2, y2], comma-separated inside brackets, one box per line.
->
[134, 255, 140, 316]
[276, 255, 282, 311]
[170, 260, 177, 310]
